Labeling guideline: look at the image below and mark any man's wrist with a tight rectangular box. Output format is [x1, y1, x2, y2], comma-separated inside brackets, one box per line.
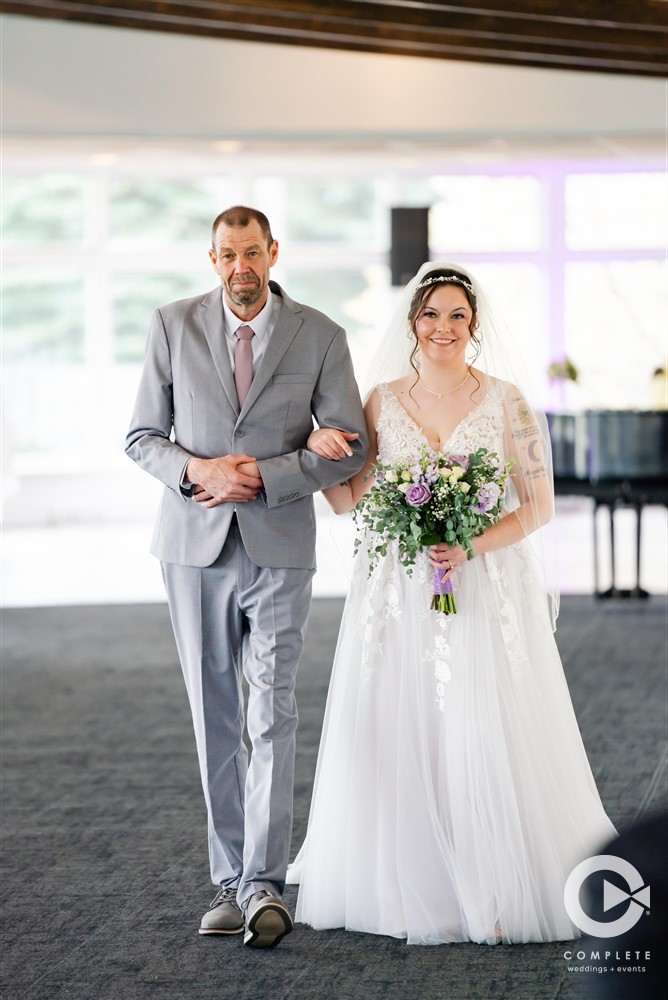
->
[186, 457, 204, 483]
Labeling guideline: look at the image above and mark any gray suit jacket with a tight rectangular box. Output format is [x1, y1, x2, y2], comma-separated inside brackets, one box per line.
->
[126, 281, 367, 569]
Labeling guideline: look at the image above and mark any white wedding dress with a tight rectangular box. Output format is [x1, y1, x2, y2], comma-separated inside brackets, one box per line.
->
[288, 381, 616, 945]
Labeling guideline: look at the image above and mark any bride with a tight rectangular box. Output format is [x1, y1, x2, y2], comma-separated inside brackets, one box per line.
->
[287, 262, 616, 946]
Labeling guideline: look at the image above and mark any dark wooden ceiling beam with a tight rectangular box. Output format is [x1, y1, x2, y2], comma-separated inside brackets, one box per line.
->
[355, 0, 665, 29]
[4, 0, 663, 46]
[2, 0, 666, 76]
[234, 1, 668, 42]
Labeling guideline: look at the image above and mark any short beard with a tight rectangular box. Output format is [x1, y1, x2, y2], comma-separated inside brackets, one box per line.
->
[227, 279, 264, 307]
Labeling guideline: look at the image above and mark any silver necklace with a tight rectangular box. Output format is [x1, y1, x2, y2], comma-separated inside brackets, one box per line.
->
[418, 372, 469, 398]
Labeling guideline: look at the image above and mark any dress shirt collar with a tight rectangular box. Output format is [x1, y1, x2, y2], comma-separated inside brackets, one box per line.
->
[223, 288, 274, 342]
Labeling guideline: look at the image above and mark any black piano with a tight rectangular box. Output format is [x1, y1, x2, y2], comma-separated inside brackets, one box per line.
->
[547, 411, 668, 599]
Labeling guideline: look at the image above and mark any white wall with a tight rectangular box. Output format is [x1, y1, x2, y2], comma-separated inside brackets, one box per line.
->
[2, 13, 665, 141]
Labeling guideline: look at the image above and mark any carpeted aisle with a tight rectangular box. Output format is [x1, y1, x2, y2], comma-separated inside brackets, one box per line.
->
[1, 598, 666, 1000]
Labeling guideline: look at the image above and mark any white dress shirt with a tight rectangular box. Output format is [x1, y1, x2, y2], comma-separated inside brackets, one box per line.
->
[223, 287, 279, 377]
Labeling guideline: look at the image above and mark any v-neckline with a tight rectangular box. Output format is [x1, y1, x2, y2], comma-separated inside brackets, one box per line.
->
[383, 382, 494, 454]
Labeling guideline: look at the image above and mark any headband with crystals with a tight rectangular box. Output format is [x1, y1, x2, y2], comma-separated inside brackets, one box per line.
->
[416, 274, 474, 294]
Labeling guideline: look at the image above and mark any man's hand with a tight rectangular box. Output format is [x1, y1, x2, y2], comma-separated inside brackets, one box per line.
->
[187, 454, 263, 508]
[237, 460, 261, 480]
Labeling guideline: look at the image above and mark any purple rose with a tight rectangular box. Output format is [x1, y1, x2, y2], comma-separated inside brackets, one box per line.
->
[405, 483, 432, 507]
[473, 482, 501, 514]
[447, 453, 469, 472]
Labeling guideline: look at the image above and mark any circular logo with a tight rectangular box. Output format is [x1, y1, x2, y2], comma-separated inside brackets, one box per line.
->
[564, 854, 650, 937]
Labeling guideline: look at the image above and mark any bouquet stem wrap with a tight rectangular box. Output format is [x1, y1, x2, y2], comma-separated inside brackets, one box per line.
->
[431, 568, 456, 614]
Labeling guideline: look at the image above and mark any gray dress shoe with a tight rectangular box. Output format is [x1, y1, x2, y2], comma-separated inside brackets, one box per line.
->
[243, 890, 293, 948]
[199, 886, 244, 935]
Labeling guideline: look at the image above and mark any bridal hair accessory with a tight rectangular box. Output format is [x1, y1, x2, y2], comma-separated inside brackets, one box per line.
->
[416, 275, 474, 294]
[419, 373, 469, 398]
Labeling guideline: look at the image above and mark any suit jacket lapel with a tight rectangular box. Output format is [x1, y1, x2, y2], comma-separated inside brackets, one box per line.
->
[239, 296, 303, 418]
[199, 288, 239, 414]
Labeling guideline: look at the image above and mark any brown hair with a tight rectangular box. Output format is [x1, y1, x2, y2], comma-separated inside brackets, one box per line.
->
[211, 205, 274, 250]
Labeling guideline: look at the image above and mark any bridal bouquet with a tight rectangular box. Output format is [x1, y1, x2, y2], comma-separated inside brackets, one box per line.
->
[353, 446, 514, 614]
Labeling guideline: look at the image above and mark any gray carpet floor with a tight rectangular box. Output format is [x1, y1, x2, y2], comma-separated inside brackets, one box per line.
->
[1, 597, 666, 1000]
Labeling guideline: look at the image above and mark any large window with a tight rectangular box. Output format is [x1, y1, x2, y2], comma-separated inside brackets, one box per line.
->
[2, 155, 664, 475]
[562, 172, 666, 410]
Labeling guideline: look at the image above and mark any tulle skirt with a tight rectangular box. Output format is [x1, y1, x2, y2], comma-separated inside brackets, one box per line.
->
[288, 538, 616, 945]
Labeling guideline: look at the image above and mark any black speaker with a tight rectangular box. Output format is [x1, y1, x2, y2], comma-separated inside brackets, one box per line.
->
[390, 207, 429, 286]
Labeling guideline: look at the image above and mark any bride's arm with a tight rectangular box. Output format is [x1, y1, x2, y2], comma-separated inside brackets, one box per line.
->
[308, 390, 381, 514]
[430, 386, 553, 574]
[473, 391, 553, 552]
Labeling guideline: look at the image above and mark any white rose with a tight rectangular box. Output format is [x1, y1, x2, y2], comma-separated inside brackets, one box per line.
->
[449, 466, 465, 482]
[384, 469, 398, 483]
[401, 470, 412, 482]
[458, 482, 471, 493]
[397, 482, 410, 494]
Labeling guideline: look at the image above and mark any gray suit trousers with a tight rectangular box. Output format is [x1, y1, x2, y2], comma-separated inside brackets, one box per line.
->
[162, 523, 314, 906]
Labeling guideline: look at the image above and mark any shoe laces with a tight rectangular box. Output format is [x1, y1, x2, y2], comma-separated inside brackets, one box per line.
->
[248, 890, 272, 905]
[209, 886, 238, 908]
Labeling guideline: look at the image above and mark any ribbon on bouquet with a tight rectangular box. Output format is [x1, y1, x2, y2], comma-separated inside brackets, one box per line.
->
[430, 568, 457, 614]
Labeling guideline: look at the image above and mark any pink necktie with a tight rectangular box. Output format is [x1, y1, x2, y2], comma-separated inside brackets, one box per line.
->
[234, 325, 255, 408]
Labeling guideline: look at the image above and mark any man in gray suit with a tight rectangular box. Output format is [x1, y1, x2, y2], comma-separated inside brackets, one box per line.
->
[126, 205, 366, 948]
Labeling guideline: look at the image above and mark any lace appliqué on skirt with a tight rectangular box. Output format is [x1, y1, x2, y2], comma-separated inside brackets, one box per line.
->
[355, 540, 403, 687]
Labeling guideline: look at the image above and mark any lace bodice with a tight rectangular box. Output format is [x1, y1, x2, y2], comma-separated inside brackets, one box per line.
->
[375, 380, 509, 465]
